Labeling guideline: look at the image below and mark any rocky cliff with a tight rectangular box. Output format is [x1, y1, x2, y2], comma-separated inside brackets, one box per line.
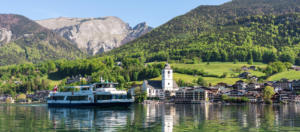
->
[36, 17, 152, 55]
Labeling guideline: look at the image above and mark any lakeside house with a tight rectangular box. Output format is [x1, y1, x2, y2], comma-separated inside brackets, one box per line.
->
[292, 80, 300, 91]
[234, 80, 247, 90]
[292, 66, 300, 71]
[26, 90, 50, 102]
[174, 87, 208, 103]
[273, 78, 292, 91]
[66, 75, 92, 84]
[0, 95, 14, 103]
[239, 72, 251, 79]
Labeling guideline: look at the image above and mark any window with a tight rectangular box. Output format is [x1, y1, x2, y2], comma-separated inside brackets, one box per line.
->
[168, 71, 170, 74]
[51, 96, 65, 100]
[66, 96, 88, 101]
[95, 95, 112, 100]
[81, 88, 90, 91]
[168, 83, 170, 85]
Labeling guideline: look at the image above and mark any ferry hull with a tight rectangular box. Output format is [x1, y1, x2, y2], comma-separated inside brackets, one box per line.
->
[48, 102, 133, 108]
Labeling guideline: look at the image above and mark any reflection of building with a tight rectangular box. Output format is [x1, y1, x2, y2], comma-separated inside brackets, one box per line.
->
[144, 104, 177, 132]
[162, 105, 176, 132]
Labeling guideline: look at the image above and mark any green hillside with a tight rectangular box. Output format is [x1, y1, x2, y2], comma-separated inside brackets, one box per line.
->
[0, 14, 85, 65]
[172, 62, 266, 76]
[268, 70, 300, 81]
[108, 0, 300, 65]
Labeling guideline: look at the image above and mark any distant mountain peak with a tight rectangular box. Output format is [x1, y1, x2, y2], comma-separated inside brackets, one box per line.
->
[37, 16, 152, 55]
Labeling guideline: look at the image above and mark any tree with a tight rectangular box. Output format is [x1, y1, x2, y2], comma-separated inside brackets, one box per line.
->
[220, 72, 228, 78]
[233, 59, 238, 64]
[263, 86, 275, 103]
[47, 61, 56, 73]
[295, 57, 300, 66]
[177, 79, 186, 87]
[279, 52, 295, 64]
[196, 77, 207, 86]
[247, 59, 253, 65]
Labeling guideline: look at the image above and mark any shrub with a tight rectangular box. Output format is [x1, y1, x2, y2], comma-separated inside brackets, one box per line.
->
[17, 94, 26, 100]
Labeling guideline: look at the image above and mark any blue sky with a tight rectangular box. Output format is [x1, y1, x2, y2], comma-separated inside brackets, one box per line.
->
[1, 0, 231, 27]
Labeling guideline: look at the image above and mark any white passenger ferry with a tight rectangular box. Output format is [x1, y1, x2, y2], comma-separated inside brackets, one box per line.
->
[47, 81, 134, 107]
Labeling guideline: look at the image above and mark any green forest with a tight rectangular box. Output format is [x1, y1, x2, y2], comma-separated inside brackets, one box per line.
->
[109, 14, 300, 65]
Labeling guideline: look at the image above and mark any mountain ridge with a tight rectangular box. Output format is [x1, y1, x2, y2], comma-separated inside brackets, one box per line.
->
[0, 14, 84, 65]
[37, 16, 152, 55]
[107, 0, 300, 65]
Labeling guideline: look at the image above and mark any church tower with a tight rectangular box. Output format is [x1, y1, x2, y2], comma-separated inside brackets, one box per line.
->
[162, 63, 173, 91]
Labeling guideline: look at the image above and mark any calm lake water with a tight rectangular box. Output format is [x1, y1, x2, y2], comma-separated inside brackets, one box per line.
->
[1, 104, 300, 132]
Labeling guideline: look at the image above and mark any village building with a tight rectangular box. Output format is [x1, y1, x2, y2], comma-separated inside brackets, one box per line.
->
[223, 89, 246, 97]
[272, 91, 295, 103]
[66, 75, 91, 84]
[247, 82, 261, 90]
[244, 91, 261, 103]
[215, 82, 228, 89]
[292, 66, 300, 71]
[234, 80, 247, 90]
[250, 76, 258, 82]
[142, 63, 179, 99]
[249, 66, 257, 71]
[273, 78, 292, 91]
[292, 80, 300, 91]
[241, 66, 249, 71]
[174, 87, 208, 103]
[27, 90, 50, 102]
[238, 72, 251, 79]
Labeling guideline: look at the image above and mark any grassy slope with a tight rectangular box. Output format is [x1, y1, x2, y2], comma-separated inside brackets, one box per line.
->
[151, 73, 242, 86]
[267, 70, 300, 81]
[172, 62, 266, 76]
[145, 62, 266, 85]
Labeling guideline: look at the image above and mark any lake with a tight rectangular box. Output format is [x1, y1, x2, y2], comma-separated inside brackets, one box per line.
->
[0, 104, 300, 132]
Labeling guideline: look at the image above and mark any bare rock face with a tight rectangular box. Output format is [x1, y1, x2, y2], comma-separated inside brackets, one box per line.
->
[37, 17, 152, 55]
[0, 28, 12, 45]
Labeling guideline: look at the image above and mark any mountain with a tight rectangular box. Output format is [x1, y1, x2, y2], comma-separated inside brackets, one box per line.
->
[36, 17, 152, 55]
[108, 0, 300, 64]
[0, 14, 84, 65]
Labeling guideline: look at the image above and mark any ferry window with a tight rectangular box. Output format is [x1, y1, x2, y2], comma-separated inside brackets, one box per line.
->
[81, 88, 89, 91]
[95, 95, 112, 100]
[66, 96, 88, 101]
[113, 95, 122, 99]
[51, 96, 65, 100]
[127, 93, 132, 99]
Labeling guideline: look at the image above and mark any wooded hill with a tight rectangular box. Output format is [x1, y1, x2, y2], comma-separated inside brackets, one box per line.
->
[108, 0, 300, 65]
[0, 14, 85, 65]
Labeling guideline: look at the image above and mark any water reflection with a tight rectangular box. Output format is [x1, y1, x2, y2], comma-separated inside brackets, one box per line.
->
[1, 104, 300, 131]
[48, 107, 133, 131]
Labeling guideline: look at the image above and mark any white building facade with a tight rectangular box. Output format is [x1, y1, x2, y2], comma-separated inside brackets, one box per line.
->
[162, 64, 173, 91]
[142, 63, 178, 99]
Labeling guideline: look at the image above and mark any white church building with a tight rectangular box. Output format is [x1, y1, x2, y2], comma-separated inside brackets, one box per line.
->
[142, 63, 179, 99]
